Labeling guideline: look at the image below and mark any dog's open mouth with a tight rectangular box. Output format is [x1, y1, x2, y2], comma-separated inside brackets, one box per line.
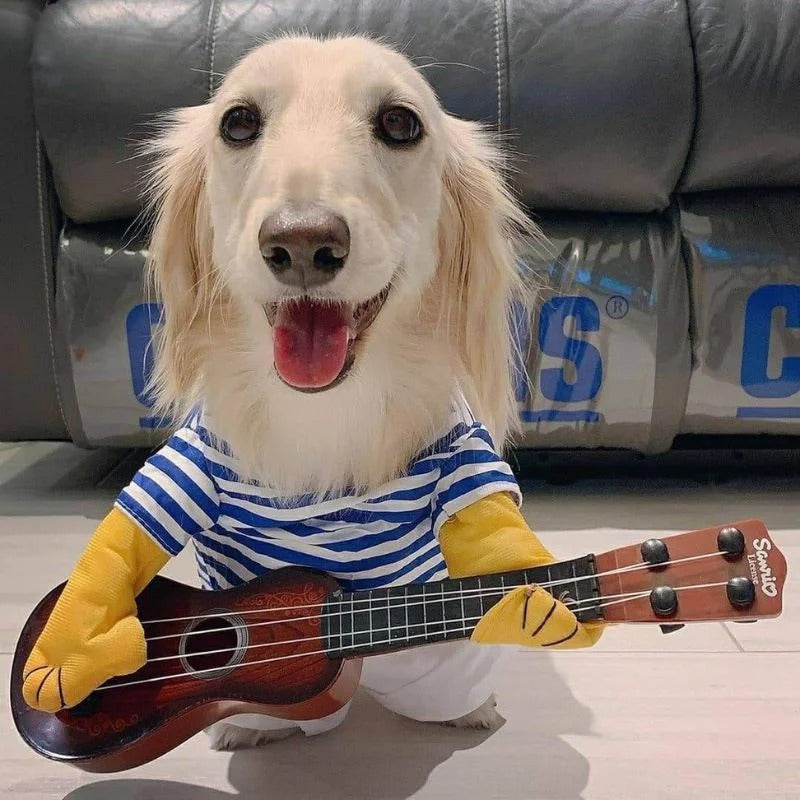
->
[265, 287, 390, 391]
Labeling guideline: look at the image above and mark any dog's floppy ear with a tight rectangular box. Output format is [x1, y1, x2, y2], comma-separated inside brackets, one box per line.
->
[437, 116, 537, 450]
[140, 105, 215, 422]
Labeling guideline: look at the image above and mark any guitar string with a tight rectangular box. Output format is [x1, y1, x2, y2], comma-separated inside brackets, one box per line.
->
[144, 583, 650, 665]
[99, 587, 645, 692]
[142, 548, 727, 641]
[97, 580, 728, 689]
[146, 580, 638, 647]
[141, 549, 723, 626]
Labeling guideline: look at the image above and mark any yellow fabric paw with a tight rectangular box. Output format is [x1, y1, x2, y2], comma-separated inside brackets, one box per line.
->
[471, 585, 604, 649]
[439, 493, 604, 649]
[22, 616, 147, 712]
[22, 509, 169, 712]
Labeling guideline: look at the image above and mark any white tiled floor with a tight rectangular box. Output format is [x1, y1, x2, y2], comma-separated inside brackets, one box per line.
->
[1, 442, 798, 799]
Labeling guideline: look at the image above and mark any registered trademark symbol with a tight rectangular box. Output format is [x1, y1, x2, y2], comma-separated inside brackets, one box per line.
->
[605, 295, 629, 320]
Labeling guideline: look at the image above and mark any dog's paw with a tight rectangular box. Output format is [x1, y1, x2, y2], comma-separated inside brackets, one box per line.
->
[206, 721, 299, 751]
[441, 693, 503, 730]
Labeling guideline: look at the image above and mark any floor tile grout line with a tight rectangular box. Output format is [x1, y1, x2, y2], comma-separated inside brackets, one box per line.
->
[720, 621, 746, 652]
[515, 648, 799, 655]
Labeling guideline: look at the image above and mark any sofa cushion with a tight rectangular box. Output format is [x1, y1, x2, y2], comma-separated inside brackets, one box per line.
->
[34, 0, 696, 223]
[33, 0, 211, 224]
[507, 0, 694, 213]
[680, 0, 800, 192]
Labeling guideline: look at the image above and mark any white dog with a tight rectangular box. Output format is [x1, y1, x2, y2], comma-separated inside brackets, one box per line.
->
[22, 34, 602, 752]
[139, 34, 538, 749]
[143, 34, 535, 497]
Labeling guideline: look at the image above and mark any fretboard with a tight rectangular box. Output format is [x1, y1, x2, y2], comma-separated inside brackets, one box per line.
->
[321, 555, 602, 659]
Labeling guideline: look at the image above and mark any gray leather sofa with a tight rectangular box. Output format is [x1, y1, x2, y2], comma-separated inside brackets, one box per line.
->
[3, 0, 800, 463]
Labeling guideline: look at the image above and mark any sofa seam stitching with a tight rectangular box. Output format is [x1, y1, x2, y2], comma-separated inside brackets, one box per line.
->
[493, 0, 503, 131]
[206, 0, 222, 99]
[35, 134, 68, 434]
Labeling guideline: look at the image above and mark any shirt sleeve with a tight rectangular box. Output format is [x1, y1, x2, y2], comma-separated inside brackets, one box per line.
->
[431, 421, 522, 538]
[115, 417, 221, 556]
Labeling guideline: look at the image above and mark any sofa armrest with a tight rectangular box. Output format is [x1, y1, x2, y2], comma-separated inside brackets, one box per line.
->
[0, 0, 70, 440]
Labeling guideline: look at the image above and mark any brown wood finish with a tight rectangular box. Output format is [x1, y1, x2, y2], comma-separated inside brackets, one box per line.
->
[10, 568, 361, 772]
[595, 519, 786, 623]
[51, 663, 363, 775]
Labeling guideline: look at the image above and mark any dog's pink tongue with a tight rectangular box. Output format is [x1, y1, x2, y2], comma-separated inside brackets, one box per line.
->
[273, 299, 350, 389]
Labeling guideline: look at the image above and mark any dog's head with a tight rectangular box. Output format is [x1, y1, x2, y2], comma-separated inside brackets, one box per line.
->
[143, 35, 536, 491]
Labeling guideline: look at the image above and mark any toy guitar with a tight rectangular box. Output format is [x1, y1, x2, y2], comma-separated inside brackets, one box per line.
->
[10, 518, 786, 773]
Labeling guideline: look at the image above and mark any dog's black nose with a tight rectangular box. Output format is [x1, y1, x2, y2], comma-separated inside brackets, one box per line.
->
[259, 205, 350, 288]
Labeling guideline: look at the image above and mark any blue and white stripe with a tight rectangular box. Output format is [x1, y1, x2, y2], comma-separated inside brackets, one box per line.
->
[116, 401, 522, 592]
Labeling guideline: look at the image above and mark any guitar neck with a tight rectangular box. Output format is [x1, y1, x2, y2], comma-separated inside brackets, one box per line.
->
[321, 555, 603, 659]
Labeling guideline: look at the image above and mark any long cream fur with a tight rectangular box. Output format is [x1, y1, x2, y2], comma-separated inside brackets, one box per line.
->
[141, 34, 539, 497]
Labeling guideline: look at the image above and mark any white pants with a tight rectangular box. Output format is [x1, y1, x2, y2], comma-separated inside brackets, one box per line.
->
[226, 640, 506, 736]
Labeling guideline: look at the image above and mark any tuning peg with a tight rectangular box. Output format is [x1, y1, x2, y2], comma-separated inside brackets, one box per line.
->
[726, 577, 756, 609]
[717, 526, 745, 558]
[641, 538, 669, 566]
[659, 624, 685, 634]
[650, 585, 678, 617]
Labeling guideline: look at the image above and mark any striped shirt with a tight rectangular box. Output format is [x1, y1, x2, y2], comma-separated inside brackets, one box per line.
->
[116, 401, 522, 592]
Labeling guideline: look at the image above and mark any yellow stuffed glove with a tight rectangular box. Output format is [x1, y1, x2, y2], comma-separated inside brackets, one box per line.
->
[471, 585, 603, 648]
[22, 509, 169, 712]
[439, 492, 603, 649]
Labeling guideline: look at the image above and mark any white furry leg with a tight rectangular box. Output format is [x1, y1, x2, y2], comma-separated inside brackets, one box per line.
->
[206, 721, 299, 751]
[440, 693, 502, 730]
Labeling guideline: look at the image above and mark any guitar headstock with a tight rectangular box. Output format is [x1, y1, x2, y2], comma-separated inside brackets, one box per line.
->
[593, 519, 787, 625]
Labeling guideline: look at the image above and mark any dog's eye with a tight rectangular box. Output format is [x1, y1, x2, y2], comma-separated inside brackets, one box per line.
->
[376, 106, 422, 146]
[220, 105, 261, 145]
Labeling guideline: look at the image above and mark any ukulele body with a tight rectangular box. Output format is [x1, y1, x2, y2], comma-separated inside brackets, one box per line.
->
[10, 568, 362, 773]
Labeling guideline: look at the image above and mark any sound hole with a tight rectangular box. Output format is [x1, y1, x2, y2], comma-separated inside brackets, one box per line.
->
[184, 618, 238, 671]
[179, 612, 248, 680]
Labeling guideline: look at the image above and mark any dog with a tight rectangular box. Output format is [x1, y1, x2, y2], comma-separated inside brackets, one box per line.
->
[24, 33, 570, 751]
[138, 33, 540, 750]
[142, 33, 535, 499]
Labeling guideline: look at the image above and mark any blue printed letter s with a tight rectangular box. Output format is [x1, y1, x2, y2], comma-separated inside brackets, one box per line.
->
[538, 297, 603, 402]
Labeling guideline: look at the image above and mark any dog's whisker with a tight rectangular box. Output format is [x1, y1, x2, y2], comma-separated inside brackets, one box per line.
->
[190, 67, 226, 78]
[415, 61, 484, 74]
